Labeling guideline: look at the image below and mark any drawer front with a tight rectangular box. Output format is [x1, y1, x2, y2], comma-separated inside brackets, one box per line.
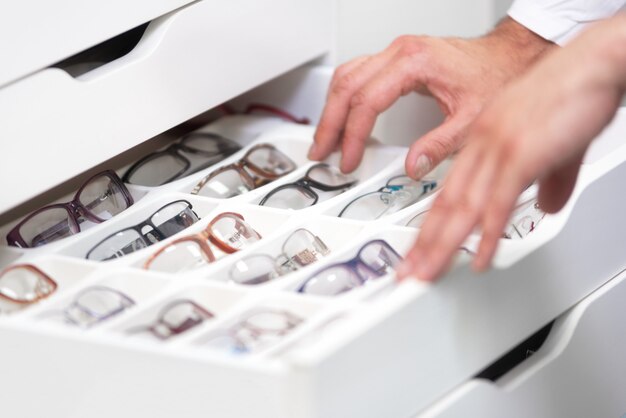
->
[0, 0, 332, 215]
[0, 0, 194, 87]
[418, 268, 626, 418]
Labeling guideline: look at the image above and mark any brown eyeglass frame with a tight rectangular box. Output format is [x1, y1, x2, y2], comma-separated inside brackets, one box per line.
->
[143, 212, 261, 269]
[0, 264, 58, 304]
[190, 144, 296, 195]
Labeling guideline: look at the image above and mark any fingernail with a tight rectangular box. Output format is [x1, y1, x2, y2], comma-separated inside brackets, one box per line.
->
[308, 143, 318, 160]
[413, 155, 431, 179]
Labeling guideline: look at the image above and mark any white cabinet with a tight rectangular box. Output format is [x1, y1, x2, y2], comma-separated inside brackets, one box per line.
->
[1, 2, 626, 418]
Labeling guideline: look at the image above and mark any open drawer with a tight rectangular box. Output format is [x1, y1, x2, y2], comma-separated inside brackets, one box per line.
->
[417, 266, 626, 418]
[1, 114, 626, 417]
[0, 0, 332, 215]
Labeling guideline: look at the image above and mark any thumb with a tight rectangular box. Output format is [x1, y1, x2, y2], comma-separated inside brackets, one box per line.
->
[537, 151, 585, 214]
[405, 115, 470, 180]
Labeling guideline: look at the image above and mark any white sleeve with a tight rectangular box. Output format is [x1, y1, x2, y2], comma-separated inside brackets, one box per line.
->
[508, 0, 626, 45]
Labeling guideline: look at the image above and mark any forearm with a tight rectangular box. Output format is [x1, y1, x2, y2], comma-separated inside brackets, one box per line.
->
[474, 17, 555, 78]
[583, 13, 626, 92]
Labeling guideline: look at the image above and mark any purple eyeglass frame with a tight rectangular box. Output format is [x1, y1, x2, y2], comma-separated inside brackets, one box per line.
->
[6, 170, 134, 248]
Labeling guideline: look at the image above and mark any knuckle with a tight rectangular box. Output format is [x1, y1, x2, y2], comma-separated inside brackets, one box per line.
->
[331, 71, 357, 97]
[392, 35, 431, 61]
[349, 90, 373, 111]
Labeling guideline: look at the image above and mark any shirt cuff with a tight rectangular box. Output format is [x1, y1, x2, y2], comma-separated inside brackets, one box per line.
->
[508, 2, 587, 45]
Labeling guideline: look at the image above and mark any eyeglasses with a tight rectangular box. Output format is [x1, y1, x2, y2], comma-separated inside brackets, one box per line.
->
[122, 133, 242, 187]
[502, 200, 545, 239]
[86, 200, 199, 261]
[190, 144, 296, 198]
[405, 210, 429, 228]
[339, 175, 438, 220]
[7, 170, 134, 248]
[405, 200, 545, 239]
[59, 286, 135, 328]
[127, 299, 214, 340]
[0, 264, 57, 305]
[298, 239, 402, 296]
[143, 212, 261, 273]
[228, 228, 330, 285]
[203, 309, 303, 354]
[259, 163, 358, 209]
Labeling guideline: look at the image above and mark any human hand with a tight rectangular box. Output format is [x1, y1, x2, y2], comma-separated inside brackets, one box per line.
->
[398, 14, 626, 282]
[309, 18, 552, 178]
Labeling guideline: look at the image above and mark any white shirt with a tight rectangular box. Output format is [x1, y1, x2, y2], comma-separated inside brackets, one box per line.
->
[509, 0, 626, 45]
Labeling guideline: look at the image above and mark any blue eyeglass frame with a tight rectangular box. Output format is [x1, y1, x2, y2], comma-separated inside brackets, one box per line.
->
[297, 239, 402, 293]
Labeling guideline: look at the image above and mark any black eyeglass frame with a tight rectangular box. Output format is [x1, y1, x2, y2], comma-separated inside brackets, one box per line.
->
[85, 199, 198, 260]
[259, 163, 358, 207]
[122, 132, 242, 186]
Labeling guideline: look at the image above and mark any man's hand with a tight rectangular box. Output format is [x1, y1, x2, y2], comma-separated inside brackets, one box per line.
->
[309, 18, 552, 178]
[398, 14, 626, 282]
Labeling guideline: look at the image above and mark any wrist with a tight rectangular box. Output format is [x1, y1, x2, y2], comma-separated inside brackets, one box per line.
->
[481, 17, 555, 75]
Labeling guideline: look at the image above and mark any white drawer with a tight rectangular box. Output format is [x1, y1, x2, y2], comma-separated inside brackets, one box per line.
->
[418, 266, 626, 418]
[0, 0, 332, 215]
[1, 118, 626, 418]
[0, 0, 194, 87]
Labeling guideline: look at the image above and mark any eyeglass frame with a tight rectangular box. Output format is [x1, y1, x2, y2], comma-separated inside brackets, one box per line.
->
[259, 163, 358, 207]
[7, 170, 134, 248]
[143, 211, 261, 269]
[228, 228, 330, 285]
[297, 239, 402, 293]
[122, 132, 242, 186]
[127, 299, 214, 340]
[86, 199, 198, 260]
[191, 143, 296, 196]
[204, 308, 303, 353]
[338, 175, 437, 218]
[61, 285, 135, 328]
[0, 264, 58, 305]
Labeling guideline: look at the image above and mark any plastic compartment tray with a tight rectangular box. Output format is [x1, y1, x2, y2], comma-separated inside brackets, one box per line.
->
[1, 118, 626, 418]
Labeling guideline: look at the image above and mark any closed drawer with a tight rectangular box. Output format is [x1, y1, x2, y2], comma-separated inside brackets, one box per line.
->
[0, 0, 194, 87]
[0, 0, 332, 215]
[417, 267, 626, 418]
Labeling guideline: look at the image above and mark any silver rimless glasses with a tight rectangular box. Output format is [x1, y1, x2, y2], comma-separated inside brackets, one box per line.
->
[339, 175, 438, 220]
[202, 308, 304, 354]
[228, 228, 331, 285]
[405, 199, 545, 239]
[298, 239, 402, 296]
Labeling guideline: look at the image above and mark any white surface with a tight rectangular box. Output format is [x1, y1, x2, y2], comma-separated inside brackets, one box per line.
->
[509, 0, 626, 45]
[0, 0, 194, 87]
[1, 121, 626, 417]
[419, 265, 626, 418]
[0, 0, 331, 215]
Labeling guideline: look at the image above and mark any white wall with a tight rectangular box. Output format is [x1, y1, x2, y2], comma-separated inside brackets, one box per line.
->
[330, 0, 515, 147]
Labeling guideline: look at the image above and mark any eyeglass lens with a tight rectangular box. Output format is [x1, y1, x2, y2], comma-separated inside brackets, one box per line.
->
[124, 134, 241, 187]
[300, 240, 402, 296]
[79, 173, 131, 221]
[244, 145, 296, 177]
[14, 173, 131, 248]
[87, 201, 198, 261]
[64, 287, 134, 327]
[195, 168, 252, 199]
[0, 266, 56, 304]
[19, 207, 77, 248]
[153, 300, 213, 339]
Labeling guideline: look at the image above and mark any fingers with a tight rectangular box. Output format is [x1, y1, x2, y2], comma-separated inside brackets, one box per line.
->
[399, 140, 491, 281]
[310, 50, 398, 161]
[537, 152, 584, 213]
[404, 113, 472, 179]
[339, 52, 431, 172]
